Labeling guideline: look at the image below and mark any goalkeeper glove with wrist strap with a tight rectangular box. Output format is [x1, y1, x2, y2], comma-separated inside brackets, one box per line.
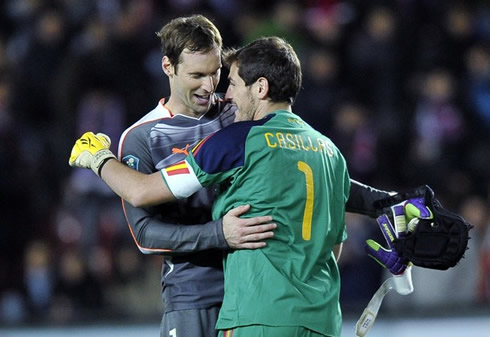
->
[69, 131, 116, 176]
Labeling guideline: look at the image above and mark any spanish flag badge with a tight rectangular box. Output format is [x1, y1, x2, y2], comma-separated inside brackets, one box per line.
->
[165, 160, 190, 176]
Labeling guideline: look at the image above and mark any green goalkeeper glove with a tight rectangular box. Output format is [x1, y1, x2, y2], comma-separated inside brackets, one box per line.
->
[69, 131, 116, 176]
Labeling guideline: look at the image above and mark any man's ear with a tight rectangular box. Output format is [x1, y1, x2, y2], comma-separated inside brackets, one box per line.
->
[162, 56, 174, 77]
[257, 77, 269, 99]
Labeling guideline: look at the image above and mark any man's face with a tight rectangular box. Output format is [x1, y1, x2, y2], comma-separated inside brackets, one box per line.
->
[167, 47, 221, 117]
[225, 62, 258, 122]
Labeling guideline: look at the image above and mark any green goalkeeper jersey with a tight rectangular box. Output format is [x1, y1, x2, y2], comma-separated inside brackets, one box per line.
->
[162, 110, 350, 336]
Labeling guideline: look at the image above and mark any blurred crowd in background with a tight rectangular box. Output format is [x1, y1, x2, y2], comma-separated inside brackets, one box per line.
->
[0, 0, 489, 326]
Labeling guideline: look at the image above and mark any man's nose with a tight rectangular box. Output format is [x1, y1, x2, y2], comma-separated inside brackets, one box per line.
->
[202, 76, 215, 92]
[224, 86, 232, 100]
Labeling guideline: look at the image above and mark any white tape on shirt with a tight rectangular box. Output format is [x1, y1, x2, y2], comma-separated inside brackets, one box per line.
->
[161, 160, 203, 199]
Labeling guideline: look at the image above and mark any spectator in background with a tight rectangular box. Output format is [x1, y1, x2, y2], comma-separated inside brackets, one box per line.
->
[408, 68, 466, 189]
[440, 4, 477, 78]
[346, 6, 400, 135]
[107, 242, 162, 319]
[329, 101, 378, 183]
[294, 47, 346, 136]
[11, 9, 67, 128]
[302, 1, 345, 50]
[23, 241, 54, 319]
[68, 89, 126, 252]
[463, 43, 490, 192]
[240, 1, 309, 57]
[0, 69, 37, 321]
[464, 43, 490, 131]
[52, 249, 104, 321]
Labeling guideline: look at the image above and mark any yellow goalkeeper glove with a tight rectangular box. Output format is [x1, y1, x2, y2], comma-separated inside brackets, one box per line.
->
[69, 132, 116, 176]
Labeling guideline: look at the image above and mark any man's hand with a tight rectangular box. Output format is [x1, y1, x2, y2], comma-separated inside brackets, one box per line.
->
[223, 205, 276, 249]
[69, 132, 116, 176]
[365, 214, 408, 275]
[374, 185, 471, 270]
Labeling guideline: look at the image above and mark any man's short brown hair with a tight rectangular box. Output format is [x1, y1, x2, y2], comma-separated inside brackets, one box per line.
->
[156, 15, 222, 73]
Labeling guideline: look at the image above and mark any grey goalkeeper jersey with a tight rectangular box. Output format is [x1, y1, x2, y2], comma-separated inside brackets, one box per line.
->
[117, 95, 235, 313]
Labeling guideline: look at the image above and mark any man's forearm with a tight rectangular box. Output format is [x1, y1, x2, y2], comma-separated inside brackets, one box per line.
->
[127, 209, 228, 255]
[101, 159, 175, 207]
[346, 179, 393, 218]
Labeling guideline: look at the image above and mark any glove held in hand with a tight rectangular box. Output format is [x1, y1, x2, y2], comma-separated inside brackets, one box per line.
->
[377, 185, 473, 270]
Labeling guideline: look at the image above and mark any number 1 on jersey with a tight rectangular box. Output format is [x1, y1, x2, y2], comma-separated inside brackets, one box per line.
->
[297, 161, 314, 240]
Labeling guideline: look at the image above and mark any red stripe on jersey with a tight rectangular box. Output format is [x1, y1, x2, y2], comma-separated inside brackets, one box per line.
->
[165, 161, 190, 175]
[166, 167, 190, 176]
[191, 132, 214, 155]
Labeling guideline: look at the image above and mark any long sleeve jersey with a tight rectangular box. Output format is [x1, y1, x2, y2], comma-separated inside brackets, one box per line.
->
[161, 111, 350, 336]
[118, 95, 234, 312]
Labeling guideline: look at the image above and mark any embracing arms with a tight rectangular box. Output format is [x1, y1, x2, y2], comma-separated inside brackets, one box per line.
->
[69, 132, 276, 252]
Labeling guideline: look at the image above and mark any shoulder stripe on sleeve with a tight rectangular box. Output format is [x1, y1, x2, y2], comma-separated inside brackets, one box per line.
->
[191, 133, 214, 155]
[192, 117, 271, 174]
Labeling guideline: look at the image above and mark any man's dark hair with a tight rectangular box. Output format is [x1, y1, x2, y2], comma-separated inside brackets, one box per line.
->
[156, 15, 222, 73]
[223, 37, 302, 104]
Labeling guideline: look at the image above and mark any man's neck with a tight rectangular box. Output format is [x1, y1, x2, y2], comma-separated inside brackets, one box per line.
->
[254, 102, 292, 120]
[164, 97, 205, 119]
